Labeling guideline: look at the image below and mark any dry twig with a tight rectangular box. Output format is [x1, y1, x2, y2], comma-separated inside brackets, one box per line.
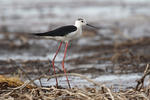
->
[136, 64, 150, 91]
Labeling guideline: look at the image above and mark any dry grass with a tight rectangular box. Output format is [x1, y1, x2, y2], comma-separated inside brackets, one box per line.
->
[0, 64, 150, 100]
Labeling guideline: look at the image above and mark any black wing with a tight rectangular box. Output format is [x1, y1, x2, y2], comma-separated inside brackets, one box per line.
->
[32, 25, 77, 36]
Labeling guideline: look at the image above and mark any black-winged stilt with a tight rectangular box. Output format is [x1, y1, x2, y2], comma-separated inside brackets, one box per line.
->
[33, 18, 98, 88]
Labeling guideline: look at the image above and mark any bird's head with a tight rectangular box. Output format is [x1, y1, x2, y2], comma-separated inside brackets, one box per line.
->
[75, 18, 98, 29]
[75, 18, 87, 26]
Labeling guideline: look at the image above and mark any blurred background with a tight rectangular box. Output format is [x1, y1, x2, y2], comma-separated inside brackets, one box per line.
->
[0, 0, 150, 89]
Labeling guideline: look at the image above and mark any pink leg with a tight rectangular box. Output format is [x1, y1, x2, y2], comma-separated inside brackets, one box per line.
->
[51, 41, 62, 87]
[62, 42, 71, 88]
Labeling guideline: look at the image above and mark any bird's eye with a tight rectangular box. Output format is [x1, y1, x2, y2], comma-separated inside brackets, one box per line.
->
[81, 20, 84, 22]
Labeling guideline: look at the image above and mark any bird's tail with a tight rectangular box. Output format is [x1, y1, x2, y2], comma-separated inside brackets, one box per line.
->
[30, 32, 49, 36]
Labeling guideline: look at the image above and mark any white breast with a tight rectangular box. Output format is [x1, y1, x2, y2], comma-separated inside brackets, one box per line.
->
[67, 27, 82, 39]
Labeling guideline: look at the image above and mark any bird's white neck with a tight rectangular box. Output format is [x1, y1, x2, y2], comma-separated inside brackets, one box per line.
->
[75, 21, 82, 29]
[74, 21, 82, 37]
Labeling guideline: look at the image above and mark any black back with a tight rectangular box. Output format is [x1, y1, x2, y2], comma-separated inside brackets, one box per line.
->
[33, 25, 77, 36]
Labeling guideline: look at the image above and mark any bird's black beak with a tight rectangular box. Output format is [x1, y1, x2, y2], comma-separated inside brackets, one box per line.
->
[86, 24, 99, 29]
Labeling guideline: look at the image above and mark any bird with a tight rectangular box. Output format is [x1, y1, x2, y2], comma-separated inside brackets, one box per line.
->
[32, 18, 98, 88]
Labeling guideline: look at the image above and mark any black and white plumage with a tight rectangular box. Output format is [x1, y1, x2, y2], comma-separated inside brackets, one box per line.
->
[32, 18, 97, 42]
[32, 18, 97, 88]
[34, 25, 77, 36]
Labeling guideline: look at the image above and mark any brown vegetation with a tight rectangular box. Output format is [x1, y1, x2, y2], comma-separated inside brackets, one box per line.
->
[0, 64, 150, 100]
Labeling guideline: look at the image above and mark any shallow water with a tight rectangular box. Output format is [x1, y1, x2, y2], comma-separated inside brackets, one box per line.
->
[34, 73, 143, 89]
